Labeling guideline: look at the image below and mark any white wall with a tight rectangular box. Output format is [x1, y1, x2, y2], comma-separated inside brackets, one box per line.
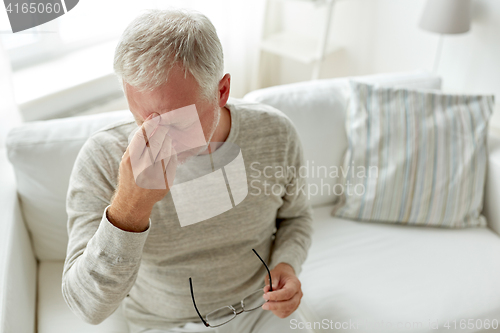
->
[274, 0, 500, 132]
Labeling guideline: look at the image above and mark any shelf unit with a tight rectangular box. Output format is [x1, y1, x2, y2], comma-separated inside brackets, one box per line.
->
[258, 0, 339, 86]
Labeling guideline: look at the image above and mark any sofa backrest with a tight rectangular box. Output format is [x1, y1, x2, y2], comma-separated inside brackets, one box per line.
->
[243, 71, 442, 207]
[6, 71, 441, 261]
[6, 111, 133, 261]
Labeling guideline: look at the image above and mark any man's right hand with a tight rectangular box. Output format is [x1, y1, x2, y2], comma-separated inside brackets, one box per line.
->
[107, 113, 177, 233]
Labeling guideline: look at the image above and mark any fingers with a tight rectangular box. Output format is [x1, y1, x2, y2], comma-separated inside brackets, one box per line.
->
[263, 284, 298, 302]
[127, 111, 179, 190]
[262, 273, 302, 319]
[261, 291, 302, 318]
[129, 112, 164, 175]
[263, 283, 280, 293]
[129, 129, 154, 179]
[143, 112, 160, 129]
[265, 268, 281, 291]
[262, 284, 278, 294]
[122, 146, 128, 159]
[145, 113, 162, 136]
[154, 131, 173, 164]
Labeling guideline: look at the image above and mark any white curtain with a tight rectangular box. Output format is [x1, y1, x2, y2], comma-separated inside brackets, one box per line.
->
[206, 0, 267, 97]
[0, 40, 21, 150]
[0, 0, 266, 136]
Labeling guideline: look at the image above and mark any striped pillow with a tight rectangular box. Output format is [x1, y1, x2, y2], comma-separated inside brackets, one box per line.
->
[333, 81, 495, 227]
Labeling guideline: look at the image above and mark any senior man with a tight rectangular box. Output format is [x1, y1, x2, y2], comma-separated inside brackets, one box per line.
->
[62, 8, 312, 333]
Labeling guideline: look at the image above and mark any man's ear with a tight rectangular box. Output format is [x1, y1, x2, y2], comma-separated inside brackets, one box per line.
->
[218, 73, 231, 108]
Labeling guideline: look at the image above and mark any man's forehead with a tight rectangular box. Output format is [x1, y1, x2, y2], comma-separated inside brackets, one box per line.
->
[126, 87, 182, 118]
[124, 80, 200, 118]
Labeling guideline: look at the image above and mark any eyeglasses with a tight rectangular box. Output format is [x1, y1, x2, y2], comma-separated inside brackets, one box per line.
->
[189, 249, 273, 328]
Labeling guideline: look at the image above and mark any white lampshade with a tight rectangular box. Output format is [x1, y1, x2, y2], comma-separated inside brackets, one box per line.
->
[419, 0, 471, 34]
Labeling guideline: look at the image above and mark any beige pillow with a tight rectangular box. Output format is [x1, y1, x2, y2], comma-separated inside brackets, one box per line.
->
[333, 81, 494, 227]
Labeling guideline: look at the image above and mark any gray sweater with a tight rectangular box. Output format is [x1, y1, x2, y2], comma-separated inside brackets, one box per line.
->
[62, 97, 313, 330]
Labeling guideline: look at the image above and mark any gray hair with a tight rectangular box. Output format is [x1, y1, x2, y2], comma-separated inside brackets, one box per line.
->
[113, 8, 224, 102]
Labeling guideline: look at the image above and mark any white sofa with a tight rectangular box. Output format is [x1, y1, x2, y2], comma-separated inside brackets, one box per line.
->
[2, 71, 500, 333]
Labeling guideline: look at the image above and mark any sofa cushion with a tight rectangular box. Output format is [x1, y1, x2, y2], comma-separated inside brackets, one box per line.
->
[6, 110, 133, 260]
[243, 71, 442, 208]
[334, 81, 494, 227]
[38, 261, 129, 333]
[299, 205, 500, 332]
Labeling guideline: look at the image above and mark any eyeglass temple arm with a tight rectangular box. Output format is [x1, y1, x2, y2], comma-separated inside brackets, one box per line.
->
[189, 277, 209, 327]
[252, 248, 273, 292]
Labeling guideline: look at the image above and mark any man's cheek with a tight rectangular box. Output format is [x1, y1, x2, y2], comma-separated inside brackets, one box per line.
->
[132, 111, 149, 126]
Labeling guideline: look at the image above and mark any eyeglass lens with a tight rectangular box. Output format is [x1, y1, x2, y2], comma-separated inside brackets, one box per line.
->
[242, 289, 267, 311]
[206, 306, 236, 327]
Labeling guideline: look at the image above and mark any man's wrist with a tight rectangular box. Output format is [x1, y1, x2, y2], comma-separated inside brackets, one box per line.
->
[107, 194, 153, 233]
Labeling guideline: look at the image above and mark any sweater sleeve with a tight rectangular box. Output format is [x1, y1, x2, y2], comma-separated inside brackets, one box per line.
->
[62, 134, 150, 325]
[269, 120, 313, 277]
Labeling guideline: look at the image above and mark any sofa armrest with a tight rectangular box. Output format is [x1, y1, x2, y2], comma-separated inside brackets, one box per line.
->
[0, 148, 37, 333]
[484, 134, 500, 236]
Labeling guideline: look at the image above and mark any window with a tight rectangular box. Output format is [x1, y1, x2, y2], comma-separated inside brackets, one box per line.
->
[0, 0, 159, 70]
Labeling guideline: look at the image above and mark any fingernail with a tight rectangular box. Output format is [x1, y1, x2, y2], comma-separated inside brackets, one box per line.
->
[263, 294, 269, 300]
[262, 303, 269, 310]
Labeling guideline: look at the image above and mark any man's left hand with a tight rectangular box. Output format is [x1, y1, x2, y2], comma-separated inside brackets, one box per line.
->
[261, 263, 303, 318]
